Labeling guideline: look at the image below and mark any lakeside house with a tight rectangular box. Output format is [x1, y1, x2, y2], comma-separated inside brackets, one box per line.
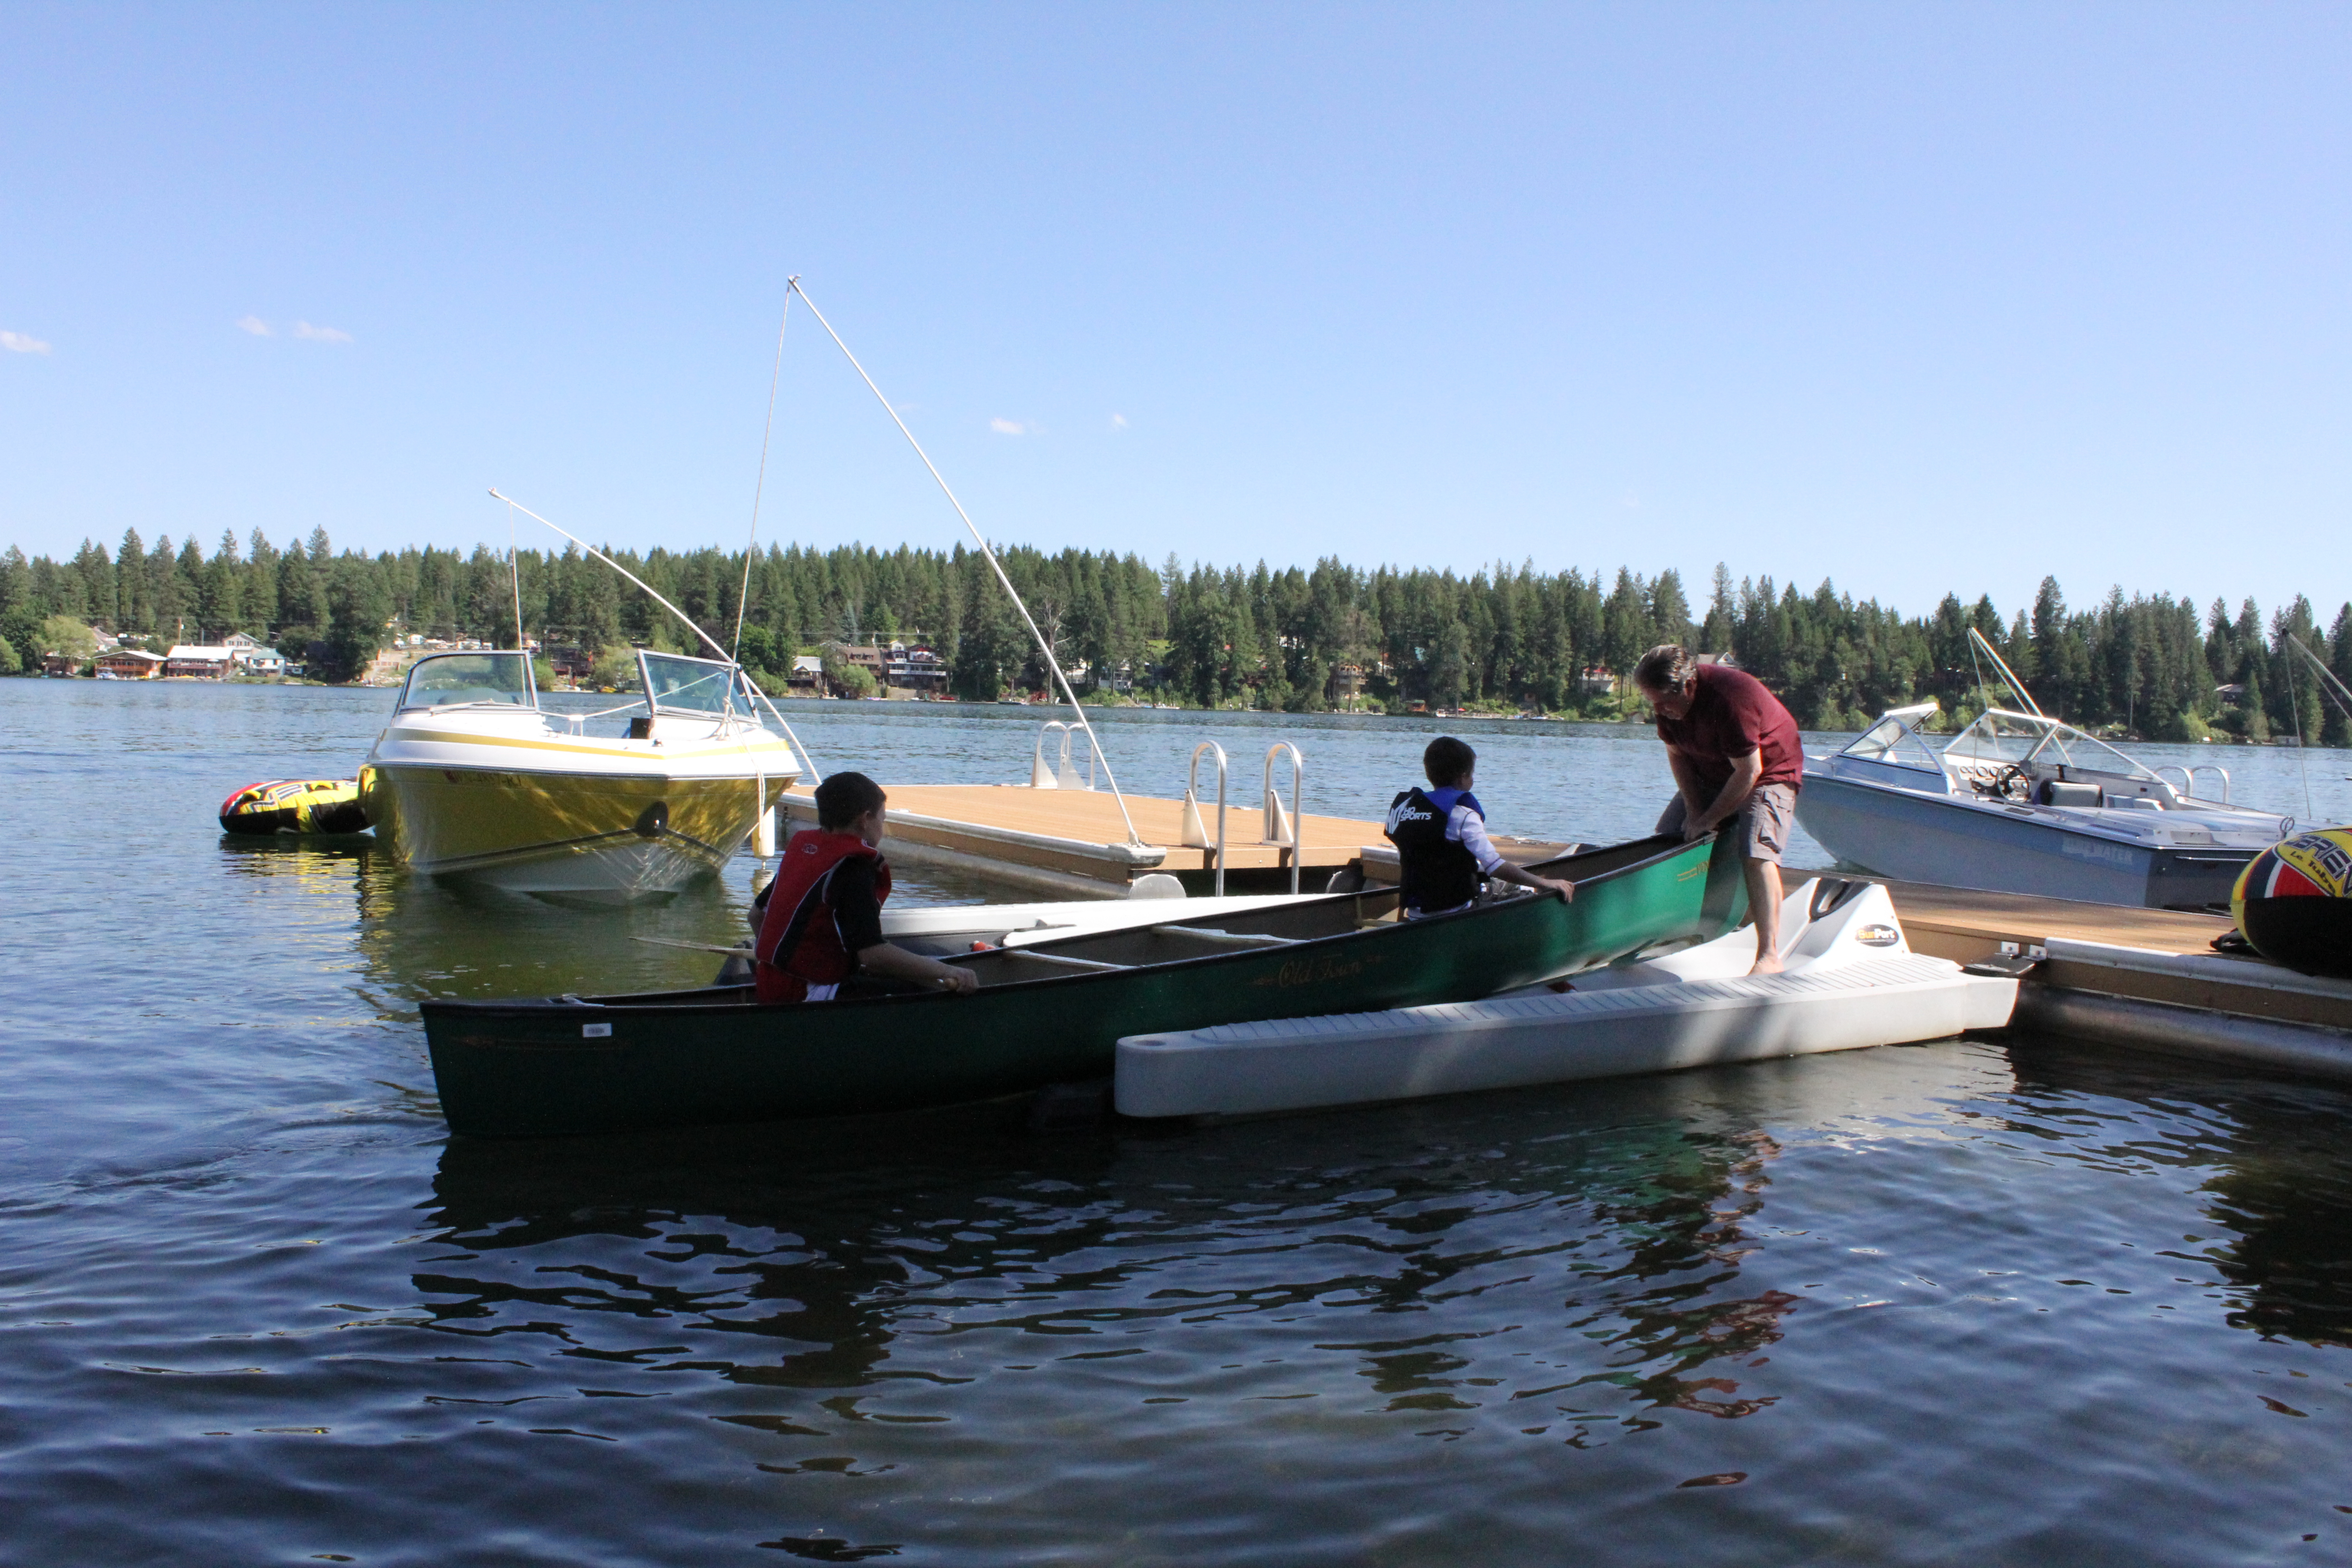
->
[160, 637, 288, 678]
[817, 638, 887, 681]
[544, 644, 596, 683]
[814, 637, 951, 697]
[95, 648, 167, 679]
[165, 644, 234, 678]
[883, 643, 949, 695]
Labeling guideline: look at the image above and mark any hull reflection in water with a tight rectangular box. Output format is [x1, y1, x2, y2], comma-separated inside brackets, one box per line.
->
[2009, 1039, 2352, 1348]
[350, 843, 761, 1008]
[414, 1044, 2016, 1521]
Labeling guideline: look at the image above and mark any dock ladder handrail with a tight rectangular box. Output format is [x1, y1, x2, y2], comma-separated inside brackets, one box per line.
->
[1181, 741, 1231, 897]
[1030, 720, 1102, 791]
[1262, 742, 1305, 894]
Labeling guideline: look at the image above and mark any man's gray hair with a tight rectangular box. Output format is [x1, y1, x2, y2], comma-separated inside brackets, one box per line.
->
[1632, 644, 1696, 692]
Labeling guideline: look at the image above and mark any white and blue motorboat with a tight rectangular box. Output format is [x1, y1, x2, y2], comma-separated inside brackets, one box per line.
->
[1797, 668, 2291, 911]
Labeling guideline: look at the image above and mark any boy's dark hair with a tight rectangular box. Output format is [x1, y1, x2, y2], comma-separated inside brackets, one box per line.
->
[815, 770, 887, 829]
[1423, 736, 1475, 788]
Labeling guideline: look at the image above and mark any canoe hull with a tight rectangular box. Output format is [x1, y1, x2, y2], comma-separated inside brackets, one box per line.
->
[420, 833, 1747, 1137]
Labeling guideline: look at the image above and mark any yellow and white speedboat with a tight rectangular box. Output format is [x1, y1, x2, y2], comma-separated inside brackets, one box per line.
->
[359, 649, 799, 902]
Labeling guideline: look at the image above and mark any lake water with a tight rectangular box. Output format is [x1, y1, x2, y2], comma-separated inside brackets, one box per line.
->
[7, 681, 2352, 1565]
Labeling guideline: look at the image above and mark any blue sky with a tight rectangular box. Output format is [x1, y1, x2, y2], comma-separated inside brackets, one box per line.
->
[3, 4, 2346, 620]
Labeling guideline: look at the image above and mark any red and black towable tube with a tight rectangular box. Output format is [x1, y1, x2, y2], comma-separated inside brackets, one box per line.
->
[2230, 828, 2352, 980]
[218, 779, 372, 837]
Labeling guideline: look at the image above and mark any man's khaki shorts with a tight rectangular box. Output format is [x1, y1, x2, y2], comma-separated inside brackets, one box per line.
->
[1655, 782, 1797, 864]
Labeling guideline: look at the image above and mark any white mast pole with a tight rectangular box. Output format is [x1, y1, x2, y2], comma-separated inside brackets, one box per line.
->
[784, 278, 1144, 846]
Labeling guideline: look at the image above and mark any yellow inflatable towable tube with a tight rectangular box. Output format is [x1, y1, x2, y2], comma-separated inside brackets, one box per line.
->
[218, 779, 372, 837]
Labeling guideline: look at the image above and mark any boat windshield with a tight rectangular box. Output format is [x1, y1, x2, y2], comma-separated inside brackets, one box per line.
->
[1941, 708, 2160, 781]
[641, 652, 742, 716]
[397, 652, 536, 710]
[1838, 702, 1942, 770]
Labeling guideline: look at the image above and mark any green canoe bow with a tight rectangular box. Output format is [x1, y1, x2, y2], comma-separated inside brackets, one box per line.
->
[420, 833, 1748, 1137]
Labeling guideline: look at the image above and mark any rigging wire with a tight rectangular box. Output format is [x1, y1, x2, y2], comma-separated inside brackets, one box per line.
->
[486, 490, 822, 784]
[2287, 632, 2352, 726]
[1967, 627, 2043, 718]
[783, 277, 1146, 847]
[506, 496, 528, 676]
[2284, 636, 2316, 822]
[731, 296, 791, 664]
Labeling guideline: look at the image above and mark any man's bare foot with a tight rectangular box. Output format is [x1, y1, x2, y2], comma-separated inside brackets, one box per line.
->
[1748, 955, 1785, 976]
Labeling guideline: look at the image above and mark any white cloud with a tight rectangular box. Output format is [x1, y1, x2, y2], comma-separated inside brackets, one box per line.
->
[237, 315, 273, 336]
[1, 330, 52, 354]
[1110, 412, 1128, 430]
[990, 416, 1029, 436]
[294, 321, 353, 344]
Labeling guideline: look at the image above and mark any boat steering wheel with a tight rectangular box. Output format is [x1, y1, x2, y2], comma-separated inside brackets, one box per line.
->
[1970, 763, 2030, 801]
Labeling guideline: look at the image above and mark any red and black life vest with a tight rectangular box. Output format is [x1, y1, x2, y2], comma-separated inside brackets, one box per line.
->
[754, 829, 892, 1003]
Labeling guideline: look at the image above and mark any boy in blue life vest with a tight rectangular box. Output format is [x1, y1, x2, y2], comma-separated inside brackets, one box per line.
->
[753, 771, 980, 1003]
[1384, 736, 1575, 918]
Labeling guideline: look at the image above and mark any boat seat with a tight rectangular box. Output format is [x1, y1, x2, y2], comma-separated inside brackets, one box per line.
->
[626, 716, 655, 740]
[2036, 779, 2101, 808]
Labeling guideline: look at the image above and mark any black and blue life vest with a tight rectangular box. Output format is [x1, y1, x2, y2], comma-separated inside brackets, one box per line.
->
[1384, 786, 1485, 913]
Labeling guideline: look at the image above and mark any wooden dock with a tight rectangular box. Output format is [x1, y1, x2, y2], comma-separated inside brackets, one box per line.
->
[774, 764, 2352, 1081]
[1882, 880, 2352, 1079]
[779, 781, 1568, 897]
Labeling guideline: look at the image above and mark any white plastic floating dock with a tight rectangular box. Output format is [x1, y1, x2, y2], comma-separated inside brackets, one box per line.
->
[1115, 880, 2019, 1119]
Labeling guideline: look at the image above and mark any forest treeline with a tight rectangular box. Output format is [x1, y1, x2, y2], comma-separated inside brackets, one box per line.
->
[6, 527, 2350, 744]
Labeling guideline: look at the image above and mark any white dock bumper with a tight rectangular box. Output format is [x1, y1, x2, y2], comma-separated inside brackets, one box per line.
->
[1116, 956, 2017, 1119]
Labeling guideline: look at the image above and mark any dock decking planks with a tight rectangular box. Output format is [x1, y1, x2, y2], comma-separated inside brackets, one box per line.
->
[1882, 881, 2232, 961]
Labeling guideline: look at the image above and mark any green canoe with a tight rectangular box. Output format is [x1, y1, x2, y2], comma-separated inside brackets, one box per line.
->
[419, 833, 1747, 1137]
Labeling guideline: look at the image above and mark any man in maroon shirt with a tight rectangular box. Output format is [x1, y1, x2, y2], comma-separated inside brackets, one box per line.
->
[1633, 644, 1805, 974]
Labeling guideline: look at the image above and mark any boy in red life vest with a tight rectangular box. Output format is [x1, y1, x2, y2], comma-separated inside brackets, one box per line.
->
[753, 771, 980, 1003]
[1384, 736, 1575, 918]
